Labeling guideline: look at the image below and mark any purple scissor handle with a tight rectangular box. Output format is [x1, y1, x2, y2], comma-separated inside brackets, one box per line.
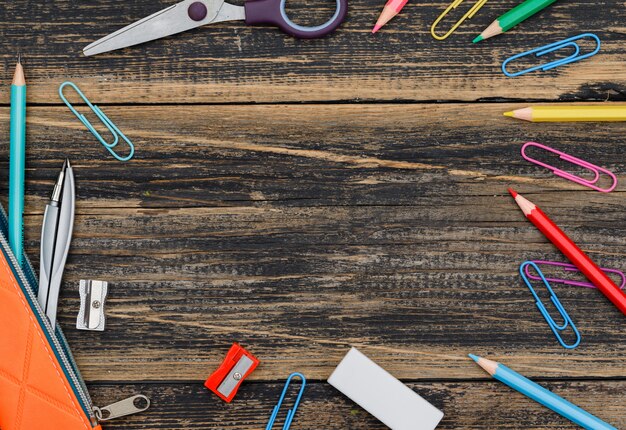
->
[525, 260, 626, 290]
[245, 0, 348, 39]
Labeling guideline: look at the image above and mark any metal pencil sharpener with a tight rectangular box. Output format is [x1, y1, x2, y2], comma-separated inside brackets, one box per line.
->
[77, 280, 108, 331]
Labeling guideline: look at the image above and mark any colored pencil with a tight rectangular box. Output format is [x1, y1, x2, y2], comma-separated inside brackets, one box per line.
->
[9, 57, 26, 266]
[509, 189, 626, 316]
[469, 355, 618, 430]
[473, 0, 558, 43]
[372, 0, 409, 33]
[504, 105, 626, 122]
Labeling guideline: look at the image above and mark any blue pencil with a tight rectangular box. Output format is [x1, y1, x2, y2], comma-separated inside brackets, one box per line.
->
[469, 354, 617, 430]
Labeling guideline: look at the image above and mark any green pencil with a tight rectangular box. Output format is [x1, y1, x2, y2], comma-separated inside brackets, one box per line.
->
[473, 0, 558, 43]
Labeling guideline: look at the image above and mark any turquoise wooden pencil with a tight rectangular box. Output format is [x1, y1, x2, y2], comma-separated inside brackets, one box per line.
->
[9, 57, 26, 266]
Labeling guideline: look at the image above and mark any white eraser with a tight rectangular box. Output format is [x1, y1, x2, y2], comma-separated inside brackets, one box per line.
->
[328, 347, 444, 430]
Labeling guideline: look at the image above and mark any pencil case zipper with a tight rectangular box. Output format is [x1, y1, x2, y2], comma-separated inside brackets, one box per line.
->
[0, 206, 144, 426]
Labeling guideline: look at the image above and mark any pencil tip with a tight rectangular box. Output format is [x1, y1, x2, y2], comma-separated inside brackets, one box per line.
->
[468, 354, 479, 362]
[372, 24, 381, 33]
[17, 53, 21, 64]
[508, 188, 518, 198]
[472, 35, 482, 43]
[503, 111, 513, 118]
[12, 59, 25, 86]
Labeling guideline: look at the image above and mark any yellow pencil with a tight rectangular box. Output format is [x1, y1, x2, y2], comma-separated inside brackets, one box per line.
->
[504, 105, 626, 122]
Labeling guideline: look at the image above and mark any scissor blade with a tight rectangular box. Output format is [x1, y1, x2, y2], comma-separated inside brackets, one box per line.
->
[83, 0, 227, 56]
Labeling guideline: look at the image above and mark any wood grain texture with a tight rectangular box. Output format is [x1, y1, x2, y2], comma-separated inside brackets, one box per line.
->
[1, 1, 625, 427]
[0, 104, 622, 384]
[87, 381, 626, 429]
[0, 0, 624, 103]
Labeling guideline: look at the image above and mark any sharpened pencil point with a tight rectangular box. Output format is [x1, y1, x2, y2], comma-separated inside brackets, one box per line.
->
[508, 188, 518, 198]
[472, 35, 483, 43]
[12, 60, 25, 86]
[503, 111, 514, 118]
[468, 354, 479, 362]
[373, 5, 399, 34]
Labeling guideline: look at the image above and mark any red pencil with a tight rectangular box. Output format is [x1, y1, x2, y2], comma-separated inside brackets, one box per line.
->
[509, 188, 626, 316]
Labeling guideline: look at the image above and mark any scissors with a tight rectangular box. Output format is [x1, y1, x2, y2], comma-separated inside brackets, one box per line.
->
[83, 0, 348, 56]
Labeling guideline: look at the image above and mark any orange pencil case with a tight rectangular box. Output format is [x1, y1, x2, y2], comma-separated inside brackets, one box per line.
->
[0, 205, 101, 430]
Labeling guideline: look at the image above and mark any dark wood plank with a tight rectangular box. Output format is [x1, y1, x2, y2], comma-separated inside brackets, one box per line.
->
[88, 380, 626, 429]
[1, 103, 625, 209]
[0, 104, 622, 381]
[0, 0, 625, 103]
[1, 1, 624, 428]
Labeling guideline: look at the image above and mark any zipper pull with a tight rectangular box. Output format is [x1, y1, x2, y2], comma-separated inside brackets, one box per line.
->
[94, 394, 150, 421]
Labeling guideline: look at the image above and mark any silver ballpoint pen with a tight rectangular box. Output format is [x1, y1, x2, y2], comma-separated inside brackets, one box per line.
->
[38, 159, 75, 329]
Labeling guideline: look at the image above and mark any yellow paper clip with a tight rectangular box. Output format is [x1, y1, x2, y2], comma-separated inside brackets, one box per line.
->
[431, 0, 489, 41]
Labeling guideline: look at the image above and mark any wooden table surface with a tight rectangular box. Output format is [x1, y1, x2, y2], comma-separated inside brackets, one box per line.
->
[1, 0, 625, 428]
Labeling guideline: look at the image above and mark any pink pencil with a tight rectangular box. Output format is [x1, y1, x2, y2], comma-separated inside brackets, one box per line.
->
[373, 0, 409, 33]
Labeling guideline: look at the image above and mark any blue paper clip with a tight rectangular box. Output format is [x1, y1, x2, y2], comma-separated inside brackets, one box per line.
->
[266, 372, 306, 430]
[59, 82, 135, 161]
[520, 261, 581, 349]
[502, 33, 600, 77]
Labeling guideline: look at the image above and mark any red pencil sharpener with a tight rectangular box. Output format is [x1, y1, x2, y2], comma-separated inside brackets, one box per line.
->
[204, 343, 260, 402]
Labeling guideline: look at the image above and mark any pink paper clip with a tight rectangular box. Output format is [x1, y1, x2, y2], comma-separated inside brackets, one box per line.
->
[521, 142, 618, 193]
[525, 260, 626, 290]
